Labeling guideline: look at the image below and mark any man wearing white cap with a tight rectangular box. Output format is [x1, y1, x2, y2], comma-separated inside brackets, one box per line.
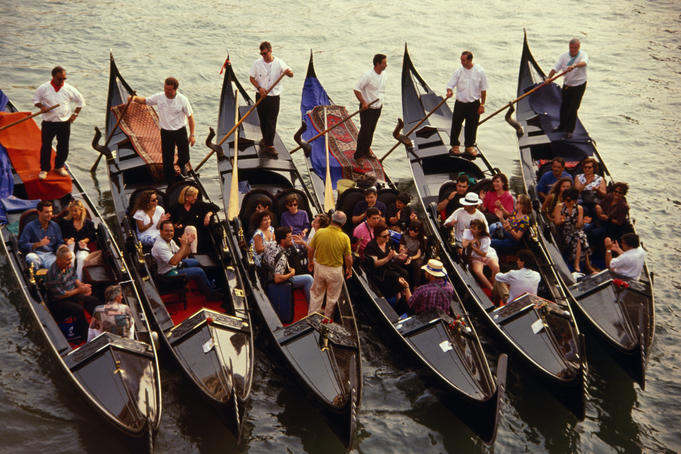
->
[443, 192, 488, 243]
[307, 210, 353, 318]
[400, 259, 454, 314]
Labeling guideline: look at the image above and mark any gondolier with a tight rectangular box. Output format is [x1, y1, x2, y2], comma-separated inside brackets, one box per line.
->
[33, 66, 85, 180]
[130, 77, 195, 180]
[548, 38, 588, 139]
[249, 41, 294, 157]
[446, 51, 487, 159]
[353, 53, 387, 161]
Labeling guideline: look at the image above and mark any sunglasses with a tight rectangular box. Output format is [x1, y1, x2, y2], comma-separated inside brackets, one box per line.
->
[151, 198, 158, 202]
[582, 166, 593, 169]
[260, 51, 269, 56]
[56, 76, 67, 81]
[380, 233, 390, 238]
[288, 202, 298, 207]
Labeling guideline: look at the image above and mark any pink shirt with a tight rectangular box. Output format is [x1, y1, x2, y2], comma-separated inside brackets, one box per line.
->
[352, 221, 374, 254]
[482, 191, 514, 214]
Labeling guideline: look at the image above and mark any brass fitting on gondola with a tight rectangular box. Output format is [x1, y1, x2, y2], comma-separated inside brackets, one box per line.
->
[28, 262, 36, 285]
[113, 359, 122, 374]
[220, 226, 229, 253]
[237, 226, 246, 249]
[135, 240, 145, 264]
[320, 324, 330, 352]
[530, 224, 539, 242]
[247, 243, 255, 266]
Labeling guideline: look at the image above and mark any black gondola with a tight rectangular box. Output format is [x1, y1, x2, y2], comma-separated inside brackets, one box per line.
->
[400, 46, 588, 418]
[513, 32, 654, 388]
[299, 52, 506, 444]
[206, 56, 362, 447]
[92, 54, 254, 436]
[0, 90, 162, 441]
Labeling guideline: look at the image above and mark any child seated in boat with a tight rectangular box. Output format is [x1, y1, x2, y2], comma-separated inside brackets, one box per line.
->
[541, 177, 573, 221]
[280, 194, 310, 238]
[87, 284, 134, 341]
[386, 192, 415, 232]
[443, 192, 488, 246]
[462, 219, 499, 291]
[352, 186, 387, 226]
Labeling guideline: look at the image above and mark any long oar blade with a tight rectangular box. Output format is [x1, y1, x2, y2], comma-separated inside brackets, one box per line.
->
[323, 107, 334, 212]
[227, 90, 240, 220]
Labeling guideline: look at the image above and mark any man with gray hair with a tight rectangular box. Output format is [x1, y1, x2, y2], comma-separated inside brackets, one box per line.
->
[46, 244, 100, 338]
[88, 285, 134, 341]
[548, 38, 589, 139]
[307, 210, 353, 318]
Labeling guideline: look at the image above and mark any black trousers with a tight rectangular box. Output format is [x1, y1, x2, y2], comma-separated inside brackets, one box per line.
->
[40, 120, 70, 171]
[356, 106, 382, 157]
[559, 82, 587, 133]
[160, 127, 190, 179]
[49, 294, 100, 338]
[450, 100, 480, 147]
[256, 94, 280, 147]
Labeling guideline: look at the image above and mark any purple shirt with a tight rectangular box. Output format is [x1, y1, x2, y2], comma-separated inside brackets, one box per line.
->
[280, 210, 310, 235]
[408, 279, 455, 314]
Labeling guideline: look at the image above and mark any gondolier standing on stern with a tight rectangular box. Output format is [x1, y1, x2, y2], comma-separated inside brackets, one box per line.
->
[250, 41, 294, 157]
[353, 53, 387, 161]
[446, 51, 487, 159]
[33, 66, 85, 180]
[130, 77, 195, 181]
[549, 38, 588, 139]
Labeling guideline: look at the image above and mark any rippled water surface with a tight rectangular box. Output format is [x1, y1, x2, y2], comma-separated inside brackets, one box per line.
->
[1, 0, 680, 452]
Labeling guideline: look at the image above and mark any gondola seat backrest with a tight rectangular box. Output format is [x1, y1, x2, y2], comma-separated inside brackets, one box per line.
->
[337, 187, 366, 234]
[377, 188, 398, 212]
[438, 180, 458, 202]
[145, 254, 188, 305]
[18, 209, 38, 238]
[239, 189, 275, 234]
[273, 188, 312, 226]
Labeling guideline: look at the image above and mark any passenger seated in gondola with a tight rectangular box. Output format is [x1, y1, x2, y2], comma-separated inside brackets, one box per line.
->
[586, 182, 630, 246]
[552, 188, 597, 274]
[462, 219, 499, 291]
[169, 186, 218, 254]
[58, 200, 95, 281]
[604, 233, 645, 280]
[541, 177, 573, 220]
[46, 245, 101, 339]
[437, 175, 470, 221]
[574, 157, 606, 219]
[87, 284, 134, 342]
[132, 190, 169, 248]
[280, 194, 310, 237]
[351, 186, 386, 226]
[263, 226, 314, 303]
[386, 192, 415, 232]
[251, 210, 276, 266]
[307, 213, 329, 242]
[492, 249, 541, 305]
[400, 259, 454, 315]
[443, 192, 488, 246]
[364, 224, 410, 308]
[481, 173, 514, 224]
[490, 194, 532, 251]
[152, 220, 224, 301]
[536, 157, 572, 202]
[353, 207, 382, 256]
[396, 219, 426, 287]
[19, 200, 64, 270]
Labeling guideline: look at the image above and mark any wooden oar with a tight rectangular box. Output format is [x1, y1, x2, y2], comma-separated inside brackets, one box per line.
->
[323, 107, 334, 212]
[0, 104, 59, 132]
[379, 96, 448, 163]
[90, 93, 135, 173]
[196, 71, 287, 172]
[227, 90, 240, 220]
[478, 68, 568, 127]
[290, 98, 378, 155]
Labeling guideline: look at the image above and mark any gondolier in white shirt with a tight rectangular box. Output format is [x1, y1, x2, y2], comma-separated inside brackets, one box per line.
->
[548, 38, 589, 139]
[445, 51, 487, 159]
[131, 77, 195, 180]
[32, 66, 85, 180]
[249, 41, 294, 157]
[353, 53, 387, 161]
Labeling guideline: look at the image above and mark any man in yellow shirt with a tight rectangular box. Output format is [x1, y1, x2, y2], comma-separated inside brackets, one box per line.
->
[307, 211, 353, 318]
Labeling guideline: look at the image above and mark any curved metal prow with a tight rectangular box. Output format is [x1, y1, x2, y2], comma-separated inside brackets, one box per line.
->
[392, 118, 412, 147]
[293, 121, 311, 157]
[205, 127, 225, 160]
[504, 102, 523, 137]
[91, 126, 113, 159]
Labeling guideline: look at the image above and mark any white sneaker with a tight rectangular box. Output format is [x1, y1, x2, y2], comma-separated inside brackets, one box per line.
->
[56, 167, 68, 176]
[38, 171, 47, 180]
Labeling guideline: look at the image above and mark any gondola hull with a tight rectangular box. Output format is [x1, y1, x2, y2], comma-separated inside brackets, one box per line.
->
[513, 32, 654, 388]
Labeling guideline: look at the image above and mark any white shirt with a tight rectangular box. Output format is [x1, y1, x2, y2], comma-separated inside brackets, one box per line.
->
[133, 205, 165, 243]
[444, 207, 488, 242]
[553, 51, 589, 86]
[495, 268, 541, 303]
[146, 92, 193, 131]
[249, 56, 290, 97]
[462, 229, 498, 261]
[446, 65, 488, 103]
[151, 237, 180, 275]
[32, 82, 85, 122]
[610, 247, 645, 280]
[354, 68, 387, 109]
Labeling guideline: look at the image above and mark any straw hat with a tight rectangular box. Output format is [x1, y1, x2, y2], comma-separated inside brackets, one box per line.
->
[421, 259, 447, 278]
[460, 192, 482, 206]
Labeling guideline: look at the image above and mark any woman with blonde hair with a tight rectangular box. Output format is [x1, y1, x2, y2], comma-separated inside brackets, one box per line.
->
[59, 199, 95, 280]
[170, 185, 219, 254]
